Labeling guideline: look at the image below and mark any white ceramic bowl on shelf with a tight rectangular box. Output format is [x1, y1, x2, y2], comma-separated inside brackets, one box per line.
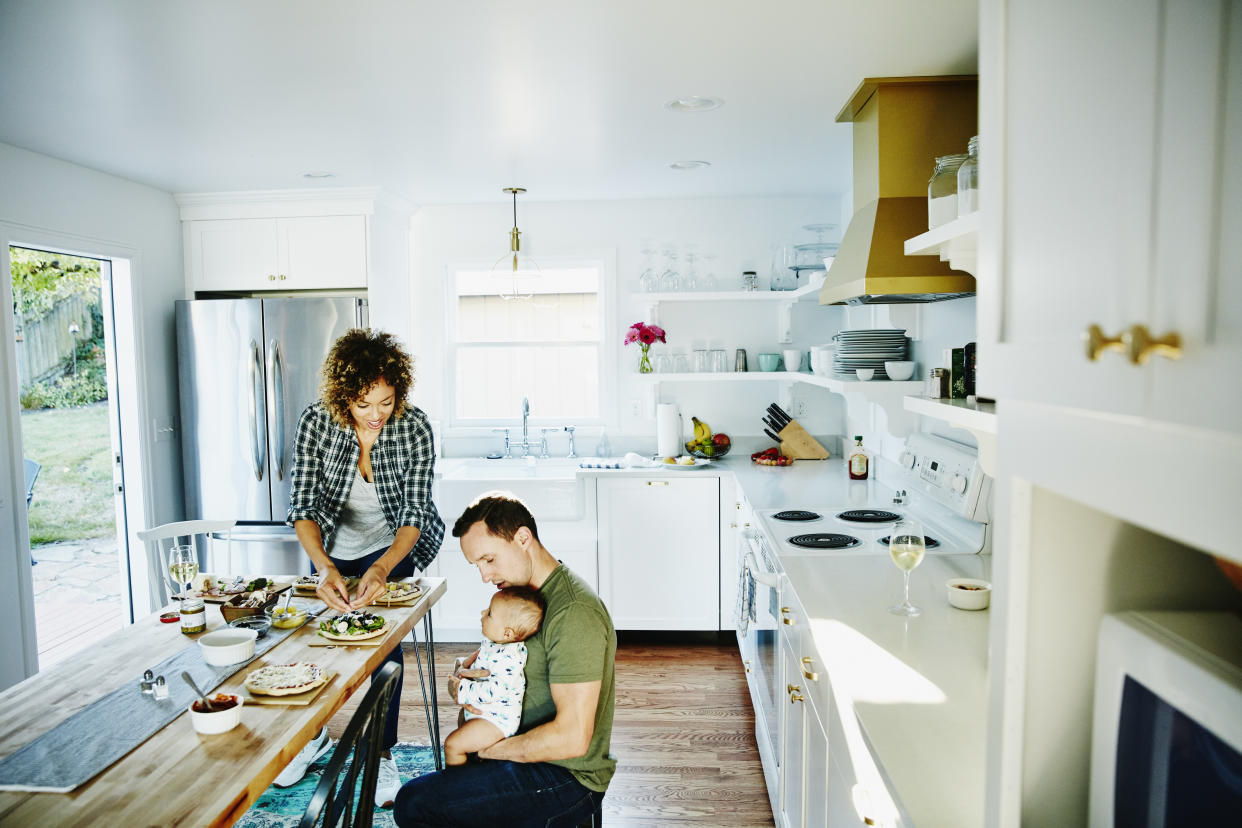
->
[884, 360, 916, 381]
[855, 368, 875, 381]
[188, 694, 243, 735]
[946, 578, 992, 610]
[198, 627, 257, 666]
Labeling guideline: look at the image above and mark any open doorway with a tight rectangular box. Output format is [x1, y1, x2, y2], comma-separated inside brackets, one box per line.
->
[10, 246, 129, 667]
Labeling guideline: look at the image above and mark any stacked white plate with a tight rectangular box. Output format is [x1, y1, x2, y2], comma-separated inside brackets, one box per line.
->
[831, 329, 908, 378]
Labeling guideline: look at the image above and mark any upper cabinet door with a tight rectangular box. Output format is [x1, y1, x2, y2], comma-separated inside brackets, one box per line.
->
[1147, 0, 1241, 433]
[279, 215, 368, 290]
[190, 219, 281, 292]
[989, 0, 1159, 415]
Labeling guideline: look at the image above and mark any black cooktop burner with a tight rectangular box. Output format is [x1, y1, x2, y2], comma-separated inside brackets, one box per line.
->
[836, 509, 902, 524]
[772, 510, 822, 522]
[877, 535, 940, 549]
[787, 533, 861, 550]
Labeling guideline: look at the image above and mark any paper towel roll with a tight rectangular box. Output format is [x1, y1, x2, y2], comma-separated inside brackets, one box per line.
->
[656, 404, 682, 458]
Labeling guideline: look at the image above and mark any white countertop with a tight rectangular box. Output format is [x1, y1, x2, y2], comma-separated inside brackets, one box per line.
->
[781, 553, 991, 828]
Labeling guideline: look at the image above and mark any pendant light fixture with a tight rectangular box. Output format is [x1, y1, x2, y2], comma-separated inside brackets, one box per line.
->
[492, 187, 542, 301]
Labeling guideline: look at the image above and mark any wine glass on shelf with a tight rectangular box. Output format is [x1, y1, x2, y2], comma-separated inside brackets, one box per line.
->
[168, 544, 198, 603]
[639, 246, 659, 292]
[887, 519, 926, 617]
[658, 247, 681, 292]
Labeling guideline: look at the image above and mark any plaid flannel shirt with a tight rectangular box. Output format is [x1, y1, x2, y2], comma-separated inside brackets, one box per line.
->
[286, 401, 444, 570]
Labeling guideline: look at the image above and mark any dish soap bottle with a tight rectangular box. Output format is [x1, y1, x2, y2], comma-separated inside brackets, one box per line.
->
[595, 430, 612, 458]
[848, 435, 870, 480]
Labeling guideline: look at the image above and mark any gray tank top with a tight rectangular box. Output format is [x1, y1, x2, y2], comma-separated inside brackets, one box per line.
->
[327, 468, 397, 560]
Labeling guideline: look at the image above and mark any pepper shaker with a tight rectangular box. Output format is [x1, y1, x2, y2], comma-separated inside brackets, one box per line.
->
[140, 669, 156, 694]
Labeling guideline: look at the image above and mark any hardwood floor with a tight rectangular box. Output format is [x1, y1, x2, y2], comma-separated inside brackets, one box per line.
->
[330, 633, 775, 827]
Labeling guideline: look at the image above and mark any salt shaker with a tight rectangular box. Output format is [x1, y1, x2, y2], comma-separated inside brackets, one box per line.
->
[153, 675, 169, 701]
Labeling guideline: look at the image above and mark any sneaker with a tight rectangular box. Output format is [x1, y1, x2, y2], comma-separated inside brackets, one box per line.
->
[274, 727, 333, 787]
[374, 755, 401, 809]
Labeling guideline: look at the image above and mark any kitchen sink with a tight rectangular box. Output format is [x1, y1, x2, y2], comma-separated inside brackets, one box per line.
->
[440, 457, 581, 481]
[436, 457, 586, 521]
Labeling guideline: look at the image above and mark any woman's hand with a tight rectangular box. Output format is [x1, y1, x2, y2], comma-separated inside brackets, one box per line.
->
[351, 565, 389, 609]
[316, 567, 352, 613]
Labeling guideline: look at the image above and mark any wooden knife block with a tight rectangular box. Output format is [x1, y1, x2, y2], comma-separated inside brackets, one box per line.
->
[778, 420, 830, 460]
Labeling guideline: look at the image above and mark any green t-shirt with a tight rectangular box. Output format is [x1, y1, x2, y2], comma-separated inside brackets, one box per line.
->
[519, 563, 617, 792]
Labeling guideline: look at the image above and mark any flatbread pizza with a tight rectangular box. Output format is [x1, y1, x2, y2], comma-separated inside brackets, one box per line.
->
[245, 662, 327, 697]
[374, 581, 422, 605]
[317, 610, 389, 642]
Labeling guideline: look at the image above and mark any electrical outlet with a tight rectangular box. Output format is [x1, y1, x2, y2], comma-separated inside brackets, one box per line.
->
[629, 399, 642, 418]
[793, 400, 809, 417]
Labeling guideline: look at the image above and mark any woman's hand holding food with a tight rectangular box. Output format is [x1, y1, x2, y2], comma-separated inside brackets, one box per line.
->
[351, 565, 389, 609]
[316, 567, 353, 613]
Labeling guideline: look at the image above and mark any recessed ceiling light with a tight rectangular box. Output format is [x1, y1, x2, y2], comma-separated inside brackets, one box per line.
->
[669, 160, 712, 171]
[302, 171, 336, 179]
[664, 96, 724, 113]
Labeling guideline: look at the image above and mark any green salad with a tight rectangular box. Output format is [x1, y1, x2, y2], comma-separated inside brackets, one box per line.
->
[320, 610, 385, 636]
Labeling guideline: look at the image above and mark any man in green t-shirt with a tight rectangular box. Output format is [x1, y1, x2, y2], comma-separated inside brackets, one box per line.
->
[394, 492, 617, 827]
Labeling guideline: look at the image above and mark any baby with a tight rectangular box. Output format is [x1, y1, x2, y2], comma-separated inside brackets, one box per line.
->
[445, 586, 545, 766]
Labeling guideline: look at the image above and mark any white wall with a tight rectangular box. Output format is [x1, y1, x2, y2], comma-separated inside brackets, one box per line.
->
[408, 195, 849, 458]
[0, 141, 184, 688]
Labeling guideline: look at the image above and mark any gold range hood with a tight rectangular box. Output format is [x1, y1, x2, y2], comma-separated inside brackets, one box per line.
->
[820, 76, 978, 306]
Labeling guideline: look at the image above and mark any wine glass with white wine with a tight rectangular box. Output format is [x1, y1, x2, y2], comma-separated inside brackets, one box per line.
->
[888, 519, 926, 617]
[167, 544, 198, 603]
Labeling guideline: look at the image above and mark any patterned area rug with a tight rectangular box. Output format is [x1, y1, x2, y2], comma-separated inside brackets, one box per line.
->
[235, 743, 439, 828]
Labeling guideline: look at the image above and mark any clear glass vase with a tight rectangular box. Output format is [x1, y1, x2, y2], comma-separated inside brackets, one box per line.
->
[638, 344, 653, 374]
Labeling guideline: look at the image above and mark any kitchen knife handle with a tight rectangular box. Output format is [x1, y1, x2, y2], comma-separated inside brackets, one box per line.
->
[248, 341, 266, 482]
[764, 428, 782, 443]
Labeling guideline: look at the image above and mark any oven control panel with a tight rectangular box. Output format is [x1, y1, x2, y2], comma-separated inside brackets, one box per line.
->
[904, 433, 991, 521]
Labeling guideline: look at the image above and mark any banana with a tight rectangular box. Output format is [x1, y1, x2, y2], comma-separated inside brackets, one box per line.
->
[691, 416, 712, 443]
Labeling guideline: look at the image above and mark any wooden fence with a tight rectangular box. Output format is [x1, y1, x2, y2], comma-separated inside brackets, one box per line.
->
[14, 293, 98, 386]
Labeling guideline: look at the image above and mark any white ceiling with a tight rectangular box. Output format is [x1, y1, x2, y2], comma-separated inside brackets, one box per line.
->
[0, 0, 978, 205]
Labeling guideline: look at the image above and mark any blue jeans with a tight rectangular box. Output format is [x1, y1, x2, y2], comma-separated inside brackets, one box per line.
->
[321, 547, 416, 751]
[393, 760, 602, 828]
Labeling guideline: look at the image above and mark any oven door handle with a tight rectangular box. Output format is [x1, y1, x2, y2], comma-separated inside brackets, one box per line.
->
[744, 549, 781, 588]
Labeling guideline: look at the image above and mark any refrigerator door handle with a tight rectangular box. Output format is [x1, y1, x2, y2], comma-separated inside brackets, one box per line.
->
[268, 338, 286, 481]
[248, 340, 266, 481]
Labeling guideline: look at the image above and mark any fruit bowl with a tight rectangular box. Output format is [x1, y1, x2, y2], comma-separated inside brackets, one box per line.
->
[685, 441, 730, 460]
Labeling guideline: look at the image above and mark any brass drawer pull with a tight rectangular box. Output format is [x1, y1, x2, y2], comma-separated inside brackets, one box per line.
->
[800, 657, 818, 681]
[1084, 324, 1125, 361]
[1123, 324, 1181, 365]
[646, 480, 669, 487]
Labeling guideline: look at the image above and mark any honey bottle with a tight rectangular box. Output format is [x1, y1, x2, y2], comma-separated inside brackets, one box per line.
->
[848, 435, 870, 480]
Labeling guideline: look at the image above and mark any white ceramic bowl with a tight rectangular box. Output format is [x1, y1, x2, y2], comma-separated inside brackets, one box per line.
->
[188, 694, 243, 735]
[855, 368, 875, 381]
[884, 360, 916, 381]
[946, 578, 992, 610]
[198, 627, 257, 666]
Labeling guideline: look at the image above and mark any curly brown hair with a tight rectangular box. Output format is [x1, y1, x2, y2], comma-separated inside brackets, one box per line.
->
[320, 328, 415, 428]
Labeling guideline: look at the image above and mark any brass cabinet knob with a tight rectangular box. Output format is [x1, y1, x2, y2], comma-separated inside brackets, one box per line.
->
[268, 274, 277, 281]
[278, 274, 287, 280]
[1123, 324, 1182, 365]
[788, 683, 804, 703]
[1084, 324, 1125, 361]
[800, 657, 819, 682]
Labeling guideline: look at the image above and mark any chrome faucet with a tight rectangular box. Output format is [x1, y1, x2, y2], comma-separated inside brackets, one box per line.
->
[515, 397, 533, 457]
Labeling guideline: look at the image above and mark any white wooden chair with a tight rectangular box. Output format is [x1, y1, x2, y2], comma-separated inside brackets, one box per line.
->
[136, 520, 236, 608]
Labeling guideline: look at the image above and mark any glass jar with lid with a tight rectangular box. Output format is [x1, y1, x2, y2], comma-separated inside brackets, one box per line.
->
[927, 153, 969, 229]
[180, 598, 206, 634]
[956, 136, 979, 217]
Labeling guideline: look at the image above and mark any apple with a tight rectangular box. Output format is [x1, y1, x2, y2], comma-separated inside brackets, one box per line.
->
[713, 433, 730, 447]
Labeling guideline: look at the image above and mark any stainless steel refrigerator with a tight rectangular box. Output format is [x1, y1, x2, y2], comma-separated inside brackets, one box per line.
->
[176, 297, 368, 574]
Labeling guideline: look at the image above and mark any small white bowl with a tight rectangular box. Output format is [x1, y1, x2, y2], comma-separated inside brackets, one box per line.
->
[855, 368, 875, 381]
[884, 360, 916, 381]
[198, 627, 257, 666]
[188, 694, 243, 735]
[946, 578, 992, 610]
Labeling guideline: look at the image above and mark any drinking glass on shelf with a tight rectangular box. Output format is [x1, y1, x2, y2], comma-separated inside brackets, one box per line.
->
[659, 247, 681, 292]
[887, 519, 926, 617]
[710, 349, 728, 372]
[639, 246, 659, 292]
[684, 250, 700, 291]
[168, 544, 198, 602]
[672, 351, 689, 373]
[654, 353, 672, 373]
[692, 349, 708, 373]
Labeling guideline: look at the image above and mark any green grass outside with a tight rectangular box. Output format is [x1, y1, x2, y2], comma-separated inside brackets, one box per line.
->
[21, 402, 114, 544]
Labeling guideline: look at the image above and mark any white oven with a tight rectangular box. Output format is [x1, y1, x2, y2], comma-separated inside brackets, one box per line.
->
[737, 528, 783, 805]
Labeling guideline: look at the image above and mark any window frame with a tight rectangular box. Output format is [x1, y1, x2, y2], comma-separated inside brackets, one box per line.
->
[443, 252, 617, 435]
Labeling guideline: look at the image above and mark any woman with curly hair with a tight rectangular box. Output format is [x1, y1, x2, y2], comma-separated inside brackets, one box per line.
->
[282, 327, 444, 805]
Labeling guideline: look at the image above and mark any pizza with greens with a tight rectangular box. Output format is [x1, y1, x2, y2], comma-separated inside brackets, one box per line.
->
[318, 610, 388, 641]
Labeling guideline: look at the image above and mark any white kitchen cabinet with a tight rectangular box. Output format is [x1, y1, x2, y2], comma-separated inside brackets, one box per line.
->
[186, 214, 367, 293]
[779, 589, 832, 828]
[984, 0, 1240, 434]
[780, 633, 808, 828]
[596, 476, 719, 630]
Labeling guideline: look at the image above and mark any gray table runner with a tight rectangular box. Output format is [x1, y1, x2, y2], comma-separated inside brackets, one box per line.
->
[0, 600, 327, 793]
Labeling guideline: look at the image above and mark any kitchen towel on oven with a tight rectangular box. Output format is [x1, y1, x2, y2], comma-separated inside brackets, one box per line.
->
[735, 558, 756, 637]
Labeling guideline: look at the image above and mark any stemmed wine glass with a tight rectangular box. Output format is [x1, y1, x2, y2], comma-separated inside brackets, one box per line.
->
[887, 519, 926, 617]
[168, 544, 198, 602]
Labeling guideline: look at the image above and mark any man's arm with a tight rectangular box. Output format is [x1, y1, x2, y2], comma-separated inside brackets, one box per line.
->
[477, 680, 601, 762]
